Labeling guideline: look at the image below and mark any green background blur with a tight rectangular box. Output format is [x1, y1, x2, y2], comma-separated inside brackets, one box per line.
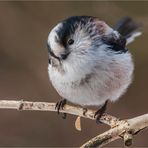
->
[0, 1, 147, 147]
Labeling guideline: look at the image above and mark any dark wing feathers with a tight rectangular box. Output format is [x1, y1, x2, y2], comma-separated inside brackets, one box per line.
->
[113, 16, 141, 39]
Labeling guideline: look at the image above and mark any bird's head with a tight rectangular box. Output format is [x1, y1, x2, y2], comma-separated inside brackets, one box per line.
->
[47, 16, 122, 65]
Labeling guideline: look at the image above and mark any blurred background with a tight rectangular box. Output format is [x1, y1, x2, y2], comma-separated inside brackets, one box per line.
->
[0, 1, 147, 147]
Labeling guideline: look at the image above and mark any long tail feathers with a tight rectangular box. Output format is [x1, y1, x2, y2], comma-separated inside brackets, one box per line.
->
[114, 16, 142, 45]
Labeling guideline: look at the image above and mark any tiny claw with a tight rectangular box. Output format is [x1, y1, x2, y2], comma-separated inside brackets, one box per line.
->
[55, 99, 67, 119]
[83, 108, 88, 116]
[94, 110, 103, 124]
[94, 100, 108, 124]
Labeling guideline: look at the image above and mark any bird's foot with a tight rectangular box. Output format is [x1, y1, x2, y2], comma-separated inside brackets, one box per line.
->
[55, 99, 67, 119]
[83, 108, 88, 116]
[94, 100, 108, 124]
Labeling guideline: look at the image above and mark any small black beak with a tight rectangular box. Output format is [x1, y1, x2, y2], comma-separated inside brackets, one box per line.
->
[60, 51, 70, 60]
[47, 43, 70, 61]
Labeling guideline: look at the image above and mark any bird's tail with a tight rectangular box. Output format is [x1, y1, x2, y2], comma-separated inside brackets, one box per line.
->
[114, 16, 142, 45]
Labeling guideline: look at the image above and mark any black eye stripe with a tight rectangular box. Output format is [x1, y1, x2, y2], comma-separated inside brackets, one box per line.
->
[47, 43, 60, 60]
[55, 16, 97, 48]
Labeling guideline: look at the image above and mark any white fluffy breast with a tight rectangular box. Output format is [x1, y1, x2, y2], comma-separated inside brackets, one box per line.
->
[48, 44, 134, 106]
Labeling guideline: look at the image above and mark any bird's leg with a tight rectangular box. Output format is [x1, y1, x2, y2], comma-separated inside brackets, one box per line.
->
[55, 99, 67, 119]
[94, 100, 108, 124]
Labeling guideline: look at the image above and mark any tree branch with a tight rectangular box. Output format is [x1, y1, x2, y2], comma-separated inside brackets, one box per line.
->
[0, 100, 147, 147]
[0, 100, 119, 127]
[80, 113, 148, 147]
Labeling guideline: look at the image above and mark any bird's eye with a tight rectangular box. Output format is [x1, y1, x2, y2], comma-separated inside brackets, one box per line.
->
[67, 39, 74, 45]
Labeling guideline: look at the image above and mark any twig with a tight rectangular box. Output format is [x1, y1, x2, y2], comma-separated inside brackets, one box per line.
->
[80, 113, 148, 147]
[0, 100, 147, 147]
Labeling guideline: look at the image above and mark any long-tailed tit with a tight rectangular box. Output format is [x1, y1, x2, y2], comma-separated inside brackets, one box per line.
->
[47, 16, 141, 122]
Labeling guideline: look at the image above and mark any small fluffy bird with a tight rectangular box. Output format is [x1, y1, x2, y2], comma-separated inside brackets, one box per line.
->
[47, 16, 141, 121]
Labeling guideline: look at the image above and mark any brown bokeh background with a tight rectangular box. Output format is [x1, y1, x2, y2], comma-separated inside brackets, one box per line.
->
[0, 1, 147, 147]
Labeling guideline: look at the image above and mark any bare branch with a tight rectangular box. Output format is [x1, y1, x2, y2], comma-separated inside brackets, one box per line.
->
[0, 100, 147, 147]
[0, 100, 119, 127]
[80, 113, 148, 147]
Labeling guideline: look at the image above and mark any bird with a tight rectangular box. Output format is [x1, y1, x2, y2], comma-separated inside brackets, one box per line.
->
[47, 16, 141, 122]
